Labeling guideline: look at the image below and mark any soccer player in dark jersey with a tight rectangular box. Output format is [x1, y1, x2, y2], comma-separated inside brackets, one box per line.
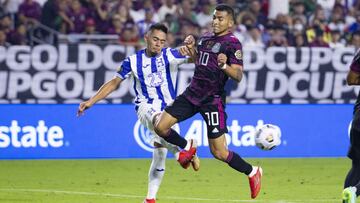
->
[343, 49, 360, 203]
[154, 4, 262, 199]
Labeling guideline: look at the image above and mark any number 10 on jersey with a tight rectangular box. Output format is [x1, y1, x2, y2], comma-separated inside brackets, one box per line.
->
[199, 51, 209, 66]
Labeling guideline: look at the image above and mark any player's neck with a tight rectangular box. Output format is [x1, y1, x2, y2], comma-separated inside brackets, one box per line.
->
[145, 49, 159, 57]
[214, 30, 231, 37]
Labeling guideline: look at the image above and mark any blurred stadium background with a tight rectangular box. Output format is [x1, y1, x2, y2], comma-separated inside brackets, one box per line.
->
[0, 0, 359, 202]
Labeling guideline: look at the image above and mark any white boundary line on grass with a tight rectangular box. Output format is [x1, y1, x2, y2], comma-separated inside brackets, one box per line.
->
[0, 188, 337, 203]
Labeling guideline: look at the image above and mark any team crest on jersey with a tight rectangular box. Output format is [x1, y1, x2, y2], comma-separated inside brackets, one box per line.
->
[211, 43, 221, 53]
[206, 41, 215, 49]
[235, 50, 243, 60]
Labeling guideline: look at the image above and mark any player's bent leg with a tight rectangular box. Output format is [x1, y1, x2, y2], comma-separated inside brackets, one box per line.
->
[154, 111, 196, 167]
[208, 134, 230, 161]
[154, 111, 178, 137]
[343, 187, 357, 203]
[158, 134, 200, 171]
[145, 143, 167, 203]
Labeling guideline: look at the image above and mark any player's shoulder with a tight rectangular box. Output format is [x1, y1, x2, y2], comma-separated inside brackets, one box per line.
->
[199, 32, 214, 41]
[123, 50, 143, 66]
[128, 49, 146, 59]
[135, 49, 146, 55]
[227, 32, 242, 44]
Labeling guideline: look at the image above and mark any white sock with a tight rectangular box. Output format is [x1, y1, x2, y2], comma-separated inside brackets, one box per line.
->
[184, 140, 191, 151]
[166, 144, 180, 160]
[248, 166, 258, 177]
[146, 148, 167, 199]
[351, 186, 357, 193]
[159, 138, 180, 160]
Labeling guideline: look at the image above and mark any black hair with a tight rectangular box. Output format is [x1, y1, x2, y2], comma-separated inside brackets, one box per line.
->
[215, 4, 235, 22]
[148, 23, 168, 34]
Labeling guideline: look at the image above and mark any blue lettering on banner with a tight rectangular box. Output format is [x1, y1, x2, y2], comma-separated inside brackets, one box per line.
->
[0, 104, 352, 159]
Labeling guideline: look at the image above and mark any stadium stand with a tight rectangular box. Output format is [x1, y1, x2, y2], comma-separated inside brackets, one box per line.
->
[0, 0, 359, 49]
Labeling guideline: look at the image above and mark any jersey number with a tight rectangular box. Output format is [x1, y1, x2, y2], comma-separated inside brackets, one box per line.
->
[199, 51, 209, 66]
[204, 112, 219, 126]
[148, 72, 164, 87]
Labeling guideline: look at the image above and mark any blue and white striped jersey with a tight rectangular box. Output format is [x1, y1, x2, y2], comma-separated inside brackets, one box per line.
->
[116, 48, 187, 110]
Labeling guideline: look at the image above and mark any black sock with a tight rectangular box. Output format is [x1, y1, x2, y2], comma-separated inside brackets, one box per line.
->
[345, 160, 360, 189]
[225, 151, 253, 175]
[163, 129, 187, 149]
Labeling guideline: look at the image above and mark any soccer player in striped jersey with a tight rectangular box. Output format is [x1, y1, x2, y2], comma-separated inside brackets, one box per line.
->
[343, 48, 360, 203]
[154, 4, 262, 199]
[77, 23, 199, 203]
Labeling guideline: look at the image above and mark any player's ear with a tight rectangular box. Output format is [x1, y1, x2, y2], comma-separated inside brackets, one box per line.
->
[144, 32, 150, 44]
[228, 17, 234, 27]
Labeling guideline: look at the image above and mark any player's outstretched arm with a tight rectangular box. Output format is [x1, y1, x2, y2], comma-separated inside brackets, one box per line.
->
[217, 53, 243, 83]
[77, 77, 122, 116]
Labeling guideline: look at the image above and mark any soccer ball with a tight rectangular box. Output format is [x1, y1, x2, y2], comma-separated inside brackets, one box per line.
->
[255, 124, 281, 150]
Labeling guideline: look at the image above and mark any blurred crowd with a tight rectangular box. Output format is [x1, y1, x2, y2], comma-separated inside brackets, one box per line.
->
[1, 0, 360, 49]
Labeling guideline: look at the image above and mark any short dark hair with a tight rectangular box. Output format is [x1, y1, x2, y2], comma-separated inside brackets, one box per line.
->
[148, 23, 168, 34]
[215, 4, 235, 22]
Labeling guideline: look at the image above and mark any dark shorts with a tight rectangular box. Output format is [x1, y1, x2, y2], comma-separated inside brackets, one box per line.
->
[348, 110, 360, 161]
[164, 94, 228, 139]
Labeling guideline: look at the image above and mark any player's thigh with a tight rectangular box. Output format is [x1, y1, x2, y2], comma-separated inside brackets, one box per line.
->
[199, 96, 228, 139]
[162, 94, 198, 125]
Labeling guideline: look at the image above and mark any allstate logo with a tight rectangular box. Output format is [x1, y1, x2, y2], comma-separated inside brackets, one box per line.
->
[133, 120, 180, 152]
[133, 120, 154, 152]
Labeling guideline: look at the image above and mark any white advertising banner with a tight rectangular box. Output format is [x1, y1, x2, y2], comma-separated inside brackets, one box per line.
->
[0, 45, 358, 104]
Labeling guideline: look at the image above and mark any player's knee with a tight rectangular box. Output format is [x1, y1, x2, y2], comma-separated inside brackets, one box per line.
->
[154, 123, 168, 137]
[210, 149, 228, 161]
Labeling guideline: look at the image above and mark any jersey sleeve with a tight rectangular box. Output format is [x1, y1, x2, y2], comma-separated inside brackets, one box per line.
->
[116, 57, 132, 79]
[350, 48, 360, 73]
[169, 48, 188, 65]
[226, 39, 243, 66]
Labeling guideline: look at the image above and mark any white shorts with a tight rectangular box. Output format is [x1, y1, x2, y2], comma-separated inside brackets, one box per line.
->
[136, 103, 174, 148]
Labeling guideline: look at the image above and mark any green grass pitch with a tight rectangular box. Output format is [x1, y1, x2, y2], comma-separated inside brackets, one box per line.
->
[0, 158, 349, 202]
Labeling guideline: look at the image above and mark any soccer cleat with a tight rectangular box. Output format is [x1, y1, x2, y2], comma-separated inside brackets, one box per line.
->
[143, 198, 156, 203]
[248, 166, 263, 199]
[191, 154, 200, 171]
[177, 139, 197, 169]
[342, 187, 357, 203]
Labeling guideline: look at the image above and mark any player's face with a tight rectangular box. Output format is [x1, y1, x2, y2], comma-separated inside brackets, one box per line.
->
[212, 10, 233, 36]
[145, 29, 167, 56]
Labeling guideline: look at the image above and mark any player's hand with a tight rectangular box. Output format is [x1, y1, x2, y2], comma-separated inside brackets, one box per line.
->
[179, 45, 192, 56]
[217, 53, 227, 68]
[184, 35, 195, 49]
[77, 100, 92, 117]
